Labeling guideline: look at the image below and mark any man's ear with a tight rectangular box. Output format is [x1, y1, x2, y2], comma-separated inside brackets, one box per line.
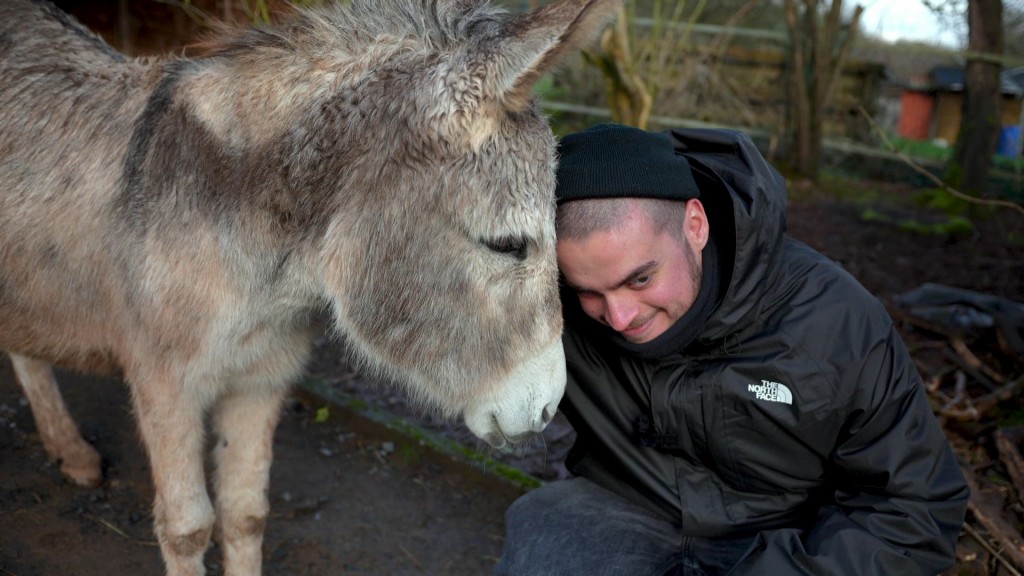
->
[683, 199, 710, 251]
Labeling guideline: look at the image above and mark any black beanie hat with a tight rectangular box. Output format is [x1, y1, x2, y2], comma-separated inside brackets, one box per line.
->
[555, 123, 700, 204]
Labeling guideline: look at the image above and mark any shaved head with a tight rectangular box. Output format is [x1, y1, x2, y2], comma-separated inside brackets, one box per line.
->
[556, 197, 688, 243]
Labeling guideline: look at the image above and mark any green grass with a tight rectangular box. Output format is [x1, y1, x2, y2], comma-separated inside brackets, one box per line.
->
[889, 136, 952, 163]
[814, 169, 981, 237]
[299, 377, 544, 490]
[889, 135, 1024, 172]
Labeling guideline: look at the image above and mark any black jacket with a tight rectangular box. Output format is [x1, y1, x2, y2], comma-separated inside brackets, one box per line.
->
[560, 129, 969, 574]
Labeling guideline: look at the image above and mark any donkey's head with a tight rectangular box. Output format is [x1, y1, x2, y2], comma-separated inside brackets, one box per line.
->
[188, 0, 619, 446]
[320, 0, 621, 447]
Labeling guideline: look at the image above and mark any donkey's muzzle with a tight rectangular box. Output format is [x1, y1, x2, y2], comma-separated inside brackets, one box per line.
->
[463, 339, 566, 448]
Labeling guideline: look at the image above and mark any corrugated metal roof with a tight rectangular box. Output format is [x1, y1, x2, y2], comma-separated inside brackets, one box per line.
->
[930, 65, 1024, 95]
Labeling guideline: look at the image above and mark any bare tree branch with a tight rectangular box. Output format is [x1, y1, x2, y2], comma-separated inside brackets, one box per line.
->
[858, 105, 1024, 217]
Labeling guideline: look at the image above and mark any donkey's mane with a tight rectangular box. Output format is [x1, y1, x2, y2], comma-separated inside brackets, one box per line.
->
[191, 0, 507, 60]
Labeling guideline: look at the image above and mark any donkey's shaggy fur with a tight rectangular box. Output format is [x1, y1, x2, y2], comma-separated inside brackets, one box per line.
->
[0, 0, 620, 573]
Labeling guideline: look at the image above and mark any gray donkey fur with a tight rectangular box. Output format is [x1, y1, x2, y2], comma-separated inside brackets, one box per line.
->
[0, 0, 620, 574]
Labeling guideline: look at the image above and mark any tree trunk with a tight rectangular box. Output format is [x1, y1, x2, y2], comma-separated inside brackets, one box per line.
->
[949, 0, 1004, 199]
[783, 0, 862, 183]
[117, 0, 132, 54]
[784, 0, 814, 178]
[586, 6, 652, 129]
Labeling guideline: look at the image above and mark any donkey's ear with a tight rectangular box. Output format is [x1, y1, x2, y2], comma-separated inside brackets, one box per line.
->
[487, 0, 621, 111]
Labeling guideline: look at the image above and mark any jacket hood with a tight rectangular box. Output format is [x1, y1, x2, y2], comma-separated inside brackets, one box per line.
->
[667, 128, 789, 343]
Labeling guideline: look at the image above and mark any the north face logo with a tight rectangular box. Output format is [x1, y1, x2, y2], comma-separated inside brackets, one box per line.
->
[748, 380, 793, 405]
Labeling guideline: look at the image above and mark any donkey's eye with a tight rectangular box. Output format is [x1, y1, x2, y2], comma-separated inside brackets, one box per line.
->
[483, 236, 528, 261]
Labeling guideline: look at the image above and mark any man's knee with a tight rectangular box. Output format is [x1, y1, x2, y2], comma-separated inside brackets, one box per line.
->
[498, 482, 583, 575]
[498, 478, 686, 576]
[505, 484, 553, 529]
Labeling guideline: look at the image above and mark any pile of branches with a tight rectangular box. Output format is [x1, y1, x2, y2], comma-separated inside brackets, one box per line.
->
[891, 283, 1024, 575]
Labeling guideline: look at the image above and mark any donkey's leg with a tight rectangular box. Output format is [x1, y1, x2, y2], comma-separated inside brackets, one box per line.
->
[211, 387, 288, 576]
[8, 353, 103, 487]
[132, 375, 215, 576]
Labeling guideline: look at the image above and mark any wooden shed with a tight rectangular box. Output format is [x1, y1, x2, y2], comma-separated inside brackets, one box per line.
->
[898, 66, 1024, 149]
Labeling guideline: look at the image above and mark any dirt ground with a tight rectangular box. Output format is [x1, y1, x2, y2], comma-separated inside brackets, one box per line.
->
[0, 360, 525, 575]
[1, 184, 1021, 576]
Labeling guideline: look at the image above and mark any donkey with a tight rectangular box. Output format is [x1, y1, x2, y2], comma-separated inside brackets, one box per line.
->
[0, 0, 620, 574]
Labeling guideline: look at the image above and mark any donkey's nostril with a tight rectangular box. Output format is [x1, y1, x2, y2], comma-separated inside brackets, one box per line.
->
[530, 403, 557, 433]
[484, 431, 507, 449]
[542, 404, 556, 425]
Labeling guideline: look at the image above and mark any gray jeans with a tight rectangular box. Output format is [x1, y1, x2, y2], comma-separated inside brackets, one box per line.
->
[496, 477, 755, 576]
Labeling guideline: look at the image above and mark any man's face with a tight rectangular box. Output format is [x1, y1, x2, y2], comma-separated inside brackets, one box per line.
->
[557, 199, 708, 344]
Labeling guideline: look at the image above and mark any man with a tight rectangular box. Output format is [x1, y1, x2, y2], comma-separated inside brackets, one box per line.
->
[496, 124, 969, 575]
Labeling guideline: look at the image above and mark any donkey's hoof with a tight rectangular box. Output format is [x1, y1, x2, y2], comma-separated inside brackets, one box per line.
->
[60, 446, 104, 488]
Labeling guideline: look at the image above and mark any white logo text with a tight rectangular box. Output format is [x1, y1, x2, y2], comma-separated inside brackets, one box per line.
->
[747, 380, 793, 405]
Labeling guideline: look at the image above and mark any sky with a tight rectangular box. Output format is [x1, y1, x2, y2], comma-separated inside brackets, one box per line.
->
[857, 0, 964, 47]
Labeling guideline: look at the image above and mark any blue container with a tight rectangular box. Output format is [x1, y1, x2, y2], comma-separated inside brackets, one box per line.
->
[996, 125, 1022, 157]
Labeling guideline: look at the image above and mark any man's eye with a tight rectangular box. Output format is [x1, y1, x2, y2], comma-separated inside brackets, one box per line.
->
[630, 275, 652, 288]
[483, 236, 528, 261]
